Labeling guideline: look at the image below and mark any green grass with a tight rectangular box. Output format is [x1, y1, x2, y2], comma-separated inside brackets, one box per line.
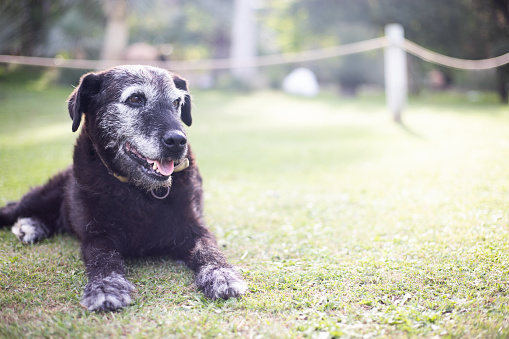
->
[1, 82, 509, 338]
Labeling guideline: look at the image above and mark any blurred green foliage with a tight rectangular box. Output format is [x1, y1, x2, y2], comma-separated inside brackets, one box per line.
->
[0, 0, 508, 98]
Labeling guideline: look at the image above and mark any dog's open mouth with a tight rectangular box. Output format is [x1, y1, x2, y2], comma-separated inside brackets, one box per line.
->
[125, 142, 174, 178]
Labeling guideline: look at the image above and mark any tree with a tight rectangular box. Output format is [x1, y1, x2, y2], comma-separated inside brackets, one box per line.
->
[127, 0, 233, 62]
[231, 0, 258, 84]
[265, 0, 509, 100]
[100, 0, 128, 61]
[472, 0, 509, 102]
[0, 0, 105, 59]
[263, 0, 382, 95]
[0, 0, 75, 56]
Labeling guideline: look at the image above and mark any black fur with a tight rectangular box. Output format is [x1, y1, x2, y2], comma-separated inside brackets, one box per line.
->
[0, 65, 247, 311]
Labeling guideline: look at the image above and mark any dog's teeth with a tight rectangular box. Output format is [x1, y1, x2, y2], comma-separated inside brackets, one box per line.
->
[153, 162, 158, 171]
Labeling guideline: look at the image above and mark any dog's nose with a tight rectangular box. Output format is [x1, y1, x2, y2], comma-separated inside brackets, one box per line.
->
[163, 130, 187, 150]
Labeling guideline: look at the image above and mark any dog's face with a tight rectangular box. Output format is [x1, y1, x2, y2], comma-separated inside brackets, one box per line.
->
[68, 65, 192, 190]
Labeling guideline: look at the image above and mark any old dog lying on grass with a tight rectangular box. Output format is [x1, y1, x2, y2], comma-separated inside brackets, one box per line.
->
[0, 65, 247, 311]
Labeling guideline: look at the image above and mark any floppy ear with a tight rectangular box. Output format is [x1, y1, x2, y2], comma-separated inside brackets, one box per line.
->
[172, 73, 192, 127]
[68, 72, 103, 132]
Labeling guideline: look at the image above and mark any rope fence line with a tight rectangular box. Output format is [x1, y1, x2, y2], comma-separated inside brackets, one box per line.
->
[0, 36, 508, 71]
[403, 39, 509, 70]
[0, 37, 388, 71]
[249, 37, 388, 67]
[2, 24, 508, 121]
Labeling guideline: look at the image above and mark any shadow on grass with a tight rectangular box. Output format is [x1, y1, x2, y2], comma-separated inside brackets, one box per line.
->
[396, 119, 426, 139]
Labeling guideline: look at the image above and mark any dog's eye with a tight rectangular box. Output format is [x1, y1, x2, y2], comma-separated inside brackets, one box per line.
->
[127, 95, 144, 105]
[173, 98, 181, 108]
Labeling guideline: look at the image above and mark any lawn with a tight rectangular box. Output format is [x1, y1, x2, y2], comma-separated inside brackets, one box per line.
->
[0, 81, 508, 338]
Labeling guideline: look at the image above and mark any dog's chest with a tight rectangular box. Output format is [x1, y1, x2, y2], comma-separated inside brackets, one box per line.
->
[76, 187, 192, 255]
[117, 195, 192, 253]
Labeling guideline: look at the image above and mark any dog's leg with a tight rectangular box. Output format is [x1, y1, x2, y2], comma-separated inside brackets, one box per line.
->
[185, 235, 247, 300]
[0, 170, 70, 243]
[0, 201, 19, 227]
[80, 237, 134, 311]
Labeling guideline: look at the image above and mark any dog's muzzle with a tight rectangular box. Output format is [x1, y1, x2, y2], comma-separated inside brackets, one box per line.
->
[125, 141, 188, 179]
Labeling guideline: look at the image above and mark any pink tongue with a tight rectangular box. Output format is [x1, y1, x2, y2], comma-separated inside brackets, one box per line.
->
[156, 160, 174, 176]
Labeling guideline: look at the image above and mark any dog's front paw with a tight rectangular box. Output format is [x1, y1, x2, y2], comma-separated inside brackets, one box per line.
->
[81, 272, 135, 311]
[196, 266, 247, 300]
[11, 217, 49, 244]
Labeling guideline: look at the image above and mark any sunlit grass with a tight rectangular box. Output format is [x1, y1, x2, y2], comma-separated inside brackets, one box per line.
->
[1, 82, 509, 338]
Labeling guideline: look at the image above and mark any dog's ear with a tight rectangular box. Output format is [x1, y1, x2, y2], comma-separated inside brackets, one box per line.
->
[68, 72, 103, 132]
[172, 74, 192, 127]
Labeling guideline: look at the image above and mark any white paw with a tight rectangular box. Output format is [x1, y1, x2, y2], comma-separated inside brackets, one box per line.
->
[81, 272, 135, 311]
[11, 217, 48, 244]
[196, 266, 248, 300]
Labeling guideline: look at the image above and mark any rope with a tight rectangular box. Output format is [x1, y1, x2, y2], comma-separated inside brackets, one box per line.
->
[0, 36, 508, 71]
[403, 39, 509, 70]
[0, 37, 388, 71]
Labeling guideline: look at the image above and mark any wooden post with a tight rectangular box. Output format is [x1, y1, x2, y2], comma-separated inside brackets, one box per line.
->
[384, 24, 407, 122]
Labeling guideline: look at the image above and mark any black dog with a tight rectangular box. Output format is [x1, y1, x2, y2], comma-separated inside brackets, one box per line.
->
[0, 65, 247, 311]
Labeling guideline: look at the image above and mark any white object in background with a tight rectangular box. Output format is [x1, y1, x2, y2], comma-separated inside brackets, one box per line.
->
[282, 67, 320, 97]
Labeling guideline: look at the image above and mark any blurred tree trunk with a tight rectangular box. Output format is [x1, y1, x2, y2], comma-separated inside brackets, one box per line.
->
[25, 0, 51, 56]
[8, 0, 53, 56]
[491, 0, 509, 103]
[492, 0, 509, 19]
[497, 66, 509, 103]
[100, 0, 128, 61]
[230, 0, 258, 85]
